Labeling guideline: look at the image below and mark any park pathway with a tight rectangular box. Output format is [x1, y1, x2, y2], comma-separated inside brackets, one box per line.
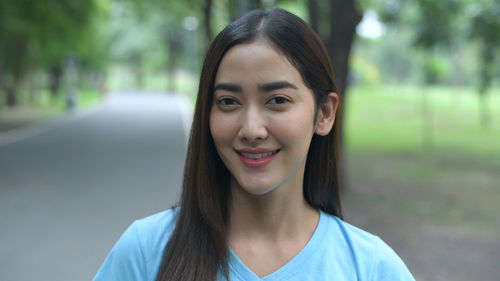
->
[0, 92, 190, 281]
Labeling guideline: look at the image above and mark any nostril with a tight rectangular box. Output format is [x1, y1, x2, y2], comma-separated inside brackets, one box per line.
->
[239, 123, 268, 141]
[238, 107, 268, 141]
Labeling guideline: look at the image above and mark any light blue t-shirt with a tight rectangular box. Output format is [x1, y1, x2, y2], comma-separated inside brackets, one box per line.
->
[93, 209, 415, 281]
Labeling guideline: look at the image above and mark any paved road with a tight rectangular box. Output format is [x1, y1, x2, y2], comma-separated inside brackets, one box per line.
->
[0, 92, 191, 281]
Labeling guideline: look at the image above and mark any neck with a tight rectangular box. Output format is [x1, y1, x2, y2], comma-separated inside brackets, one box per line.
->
[228, 180, 319, 241]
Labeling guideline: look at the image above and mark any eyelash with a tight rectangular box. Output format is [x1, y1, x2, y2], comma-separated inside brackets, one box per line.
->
[216, 97, 240, 106]
[214, 95, 291, 109]
[267, 96, 291, 105]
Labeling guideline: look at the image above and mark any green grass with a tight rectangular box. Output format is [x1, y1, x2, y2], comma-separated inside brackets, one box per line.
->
[345, 84, 500, 157]
[79, 90, 104, 108]
[344, 84, 500, 236]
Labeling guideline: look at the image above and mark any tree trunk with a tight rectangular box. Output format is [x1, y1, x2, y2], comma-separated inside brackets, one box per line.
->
[166, 31, 181, 92]
[6, 86, 16, 107]
[5, 59, 24, 107]
[28, 68, 36, 104]
[307, 0, 319, 32]
[0, 59, 3, 106]
[49, 65, 63, 98]
[4, 35, 28, 107]
[479, 91, 490, 130]
[249, 0, 262, 11]
[203, 0, 213, 43]
[327, 0, 362, 98]
[421, 88, 433, 152]
[478, 45, 493, 130]
[227, 0, 237, 21]
[5, 69, 21, 106]
[326, 0, 362, 151]
[324, 0, 362, 190]
[133, 54, 144, 88]
[0, 28, 4, 106]
[235, 0, 262, 18]
[236, 0, 248, 18]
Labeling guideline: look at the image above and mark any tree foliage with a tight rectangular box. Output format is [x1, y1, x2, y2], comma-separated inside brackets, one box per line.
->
[365, 0, 499, 131]
[2, 0, 498, 112]
[0, 0, 107, 106]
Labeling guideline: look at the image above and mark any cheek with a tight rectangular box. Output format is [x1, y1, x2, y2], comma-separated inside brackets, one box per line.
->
[209, 110, 234, 145]
[270, 108, 315, 146]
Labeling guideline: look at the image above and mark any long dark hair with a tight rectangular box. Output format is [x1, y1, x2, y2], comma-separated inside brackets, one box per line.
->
[156, 8, 342, 281]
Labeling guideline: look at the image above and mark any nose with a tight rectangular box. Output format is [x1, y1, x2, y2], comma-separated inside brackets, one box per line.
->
[238, 105, 268, 142]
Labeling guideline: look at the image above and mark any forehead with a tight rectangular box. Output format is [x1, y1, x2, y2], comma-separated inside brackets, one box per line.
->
[215, 40, 303, 86]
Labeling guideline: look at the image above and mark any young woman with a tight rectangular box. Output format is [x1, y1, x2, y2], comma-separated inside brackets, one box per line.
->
[94, 8, 415, 281]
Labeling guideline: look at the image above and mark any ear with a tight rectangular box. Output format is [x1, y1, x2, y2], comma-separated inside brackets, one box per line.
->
[315, 92, 339, 136]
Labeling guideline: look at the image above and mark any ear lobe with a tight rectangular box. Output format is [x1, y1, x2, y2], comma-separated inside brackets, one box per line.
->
[315, 92, 339, 136]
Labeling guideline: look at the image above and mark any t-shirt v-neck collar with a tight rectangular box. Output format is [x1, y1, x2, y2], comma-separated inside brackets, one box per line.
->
[227, 211, 329, 281]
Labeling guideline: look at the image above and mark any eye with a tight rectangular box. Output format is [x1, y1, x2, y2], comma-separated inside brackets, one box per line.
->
[215, 96, 240, 109]
[267, 96, 291, 105]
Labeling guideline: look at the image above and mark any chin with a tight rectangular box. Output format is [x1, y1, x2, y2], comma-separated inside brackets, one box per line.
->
[243, 184, 279, 196]
[234, 178, 280, 196]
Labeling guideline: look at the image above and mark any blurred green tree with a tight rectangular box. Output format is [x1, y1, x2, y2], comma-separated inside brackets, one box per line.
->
[116, 0, 203, 91]
[371, 0, 499, 134]
[0, 0, 102, 106]
[469, 0, 500, 129]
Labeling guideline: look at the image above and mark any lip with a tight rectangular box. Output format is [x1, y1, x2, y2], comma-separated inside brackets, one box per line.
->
[236, 148, 280, 168]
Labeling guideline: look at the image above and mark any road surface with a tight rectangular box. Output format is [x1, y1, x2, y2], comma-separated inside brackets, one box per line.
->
[0, 92, 191, 281]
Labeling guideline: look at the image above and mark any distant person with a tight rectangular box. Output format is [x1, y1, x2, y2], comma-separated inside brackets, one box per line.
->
[93, 8, 415, 281]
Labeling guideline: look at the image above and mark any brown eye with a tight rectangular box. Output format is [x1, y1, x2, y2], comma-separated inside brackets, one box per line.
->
[268, 96, 291, 105]
[215, 97, 241, 111]
[216, 97, 238, 105]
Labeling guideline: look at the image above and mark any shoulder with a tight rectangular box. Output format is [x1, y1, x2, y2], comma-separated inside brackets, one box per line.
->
[321, 212, 415, 280]
[132, 208, 179, 242]
[325, 214, 380, 253]
[119, 208, 178, 259]
[93, 208, 179, 281]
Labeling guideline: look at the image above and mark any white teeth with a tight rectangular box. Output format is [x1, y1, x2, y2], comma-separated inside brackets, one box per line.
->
[240, 151, 277, 159]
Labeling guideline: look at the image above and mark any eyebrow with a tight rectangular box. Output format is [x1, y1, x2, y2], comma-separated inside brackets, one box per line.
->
[213, 80, 298, 93]
[213, 83, 242, 93]
[259, 81, 298, 92]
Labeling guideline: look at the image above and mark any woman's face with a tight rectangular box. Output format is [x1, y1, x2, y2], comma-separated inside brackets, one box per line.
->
[209, 39, 319, 196]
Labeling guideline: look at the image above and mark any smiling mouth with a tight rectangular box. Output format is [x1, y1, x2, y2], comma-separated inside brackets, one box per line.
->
[236, 150, 280, 160]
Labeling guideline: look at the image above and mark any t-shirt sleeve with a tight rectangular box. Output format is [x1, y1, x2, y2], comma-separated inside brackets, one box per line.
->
[371, 237, 416, 281]
[93, 222, 148, 281]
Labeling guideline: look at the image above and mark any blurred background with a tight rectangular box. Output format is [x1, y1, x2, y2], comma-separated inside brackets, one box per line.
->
[0, 0, 499, 280]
